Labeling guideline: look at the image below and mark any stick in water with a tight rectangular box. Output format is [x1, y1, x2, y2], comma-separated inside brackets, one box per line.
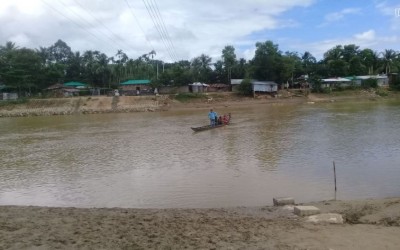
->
[333, 161, 337, 192]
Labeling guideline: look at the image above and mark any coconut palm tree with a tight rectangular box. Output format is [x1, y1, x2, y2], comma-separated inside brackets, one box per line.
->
[380, 49, 398, 75]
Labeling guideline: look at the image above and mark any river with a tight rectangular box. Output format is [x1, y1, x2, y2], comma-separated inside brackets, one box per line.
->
[1, 100, 400, 208]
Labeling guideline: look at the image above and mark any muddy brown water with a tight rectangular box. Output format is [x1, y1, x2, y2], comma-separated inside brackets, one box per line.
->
[1, 100, 400, 208]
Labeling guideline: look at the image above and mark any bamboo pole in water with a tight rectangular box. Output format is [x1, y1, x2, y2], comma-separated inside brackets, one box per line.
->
[333, 161, 337, 193]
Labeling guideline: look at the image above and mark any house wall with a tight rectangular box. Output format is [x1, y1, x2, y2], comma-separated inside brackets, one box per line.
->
[120, 84, 150, 91]
[159, 86, 189, 94]
[377, 78, 389, 86]
[1, 93, 18, 100]
[253, 84, 278, 92]
[232, 85, 240, 92]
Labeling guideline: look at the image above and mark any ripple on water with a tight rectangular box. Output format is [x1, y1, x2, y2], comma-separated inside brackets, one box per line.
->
[1, 103, 400, 208]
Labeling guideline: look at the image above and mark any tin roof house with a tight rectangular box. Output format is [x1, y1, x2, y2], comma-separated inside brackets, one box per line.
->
[344, 75, 389, 87]
[321, 77, 351, 88]
[252, 81, 278, 93]
[120, 79, 151, 95]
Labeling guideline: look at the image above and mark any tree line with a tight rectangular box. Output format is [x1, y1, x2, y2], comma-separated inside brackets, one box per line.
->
[0, 39, 399, 95]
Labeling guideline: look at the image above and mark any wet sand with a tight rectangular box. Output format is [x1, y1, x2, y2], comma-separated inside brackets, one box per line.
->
[1, 197, 400, 249]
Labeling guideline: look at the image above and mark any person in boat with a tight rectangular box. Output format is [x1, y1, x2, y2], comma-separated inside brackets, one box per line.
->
[208, 109, 216, 127]
[213, 111, 218, 126]
[223, 114, 229, 125]
[217, 116, 223, 125]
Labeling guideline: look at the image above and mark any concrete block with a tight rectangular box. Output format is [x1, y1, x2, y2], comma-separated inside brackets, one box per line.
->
[306, 213, 343, 224]
[273, 197, 295, 206]
[294, 206, 320, 216]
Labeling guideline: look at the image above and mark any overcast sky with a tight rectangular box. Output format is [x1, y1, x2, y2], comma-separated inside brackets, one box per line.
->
[1, 0, 399, 62]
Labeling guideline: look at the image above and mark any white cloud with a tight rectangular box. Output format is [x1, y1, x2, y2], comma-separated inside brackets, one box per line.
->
[375, 1, 400, 30]
[376, 2, 396, 16]
[354, 30, 376, 41]
[296, 29, 399, 60]
[0, 0, 315, 62]
[326, 8, 360, 22]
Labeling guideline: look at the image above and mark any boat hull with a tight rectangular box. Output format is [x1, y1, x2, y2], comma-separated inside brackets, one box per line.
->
[191, 124, 226, 132]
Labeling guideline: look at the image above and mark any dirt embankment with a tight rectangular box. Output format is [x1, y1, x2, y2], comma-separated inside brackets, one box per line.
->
[0, 95, 170, 117]
[0, 90, 398, 117]
[1, 197, 400, 249]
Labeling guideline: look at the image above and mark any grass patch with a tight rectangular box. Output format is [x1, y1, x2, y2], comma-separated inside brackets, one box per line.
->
[0, 98, 29, 107]
[342, 204, 377, 224]
[375, 88, 389, 97]
[173, 93, 207, 102]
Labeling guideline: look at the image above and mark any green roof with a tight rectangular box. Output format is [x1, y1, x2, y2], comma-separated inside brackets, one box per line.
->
[63, 81, 87, 87]
[120, 79, 150, 85]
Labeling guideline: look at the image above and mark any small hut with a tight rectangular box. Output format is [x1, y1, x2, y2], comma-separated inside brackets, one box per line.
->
[208, 83, 230, 92]
[120, 79, 151, 95]
[188, 82, 209, 93]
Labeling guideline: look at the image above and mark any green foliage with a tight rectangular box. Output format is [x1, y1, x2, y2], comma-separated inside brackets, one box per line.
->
[334, 85, 345, 92]
[390, 78, 400, 91]
[346, 81, 361, 90]
[173, 93, 206, 102]
[250, 41, 281, 81]
[321, 87, 332, 94]
[361, 78, 378, 89]
[309, 75, 323, 93]
[237, 78, 253, 96]
[375, 88, 389, 96]
[1, 39, 400, 97]
[78, 90, 90, 96]
[0, 98, 28, 107]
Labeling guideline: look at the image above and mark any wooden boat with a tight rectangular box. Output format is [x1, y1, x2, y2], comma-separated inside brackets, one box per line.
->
[191, 124, 226, 132]
[192, 113, 231, 132]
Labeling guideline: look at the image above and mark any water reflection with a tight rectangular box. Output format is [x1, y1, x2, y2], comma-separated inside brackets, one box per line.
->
[0, 100, 400, 208]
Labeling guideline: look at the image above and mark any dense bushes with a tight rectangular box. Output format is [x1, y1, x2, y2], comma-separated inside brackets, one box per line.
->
[237, 79, 253, 96]
[361, 78, 378, 89]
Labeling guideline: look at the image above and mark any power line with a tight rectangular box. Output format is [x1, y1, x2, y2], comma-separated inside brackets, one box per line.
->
[141, 0, 174, 61]
[148, 0, 179, 60]
[142, 0, 177, 62]
[71, 0, 139, 55]
[40, 0, 120, 53]
[123, 0, 156, 55]
[57, 0, 124, 52]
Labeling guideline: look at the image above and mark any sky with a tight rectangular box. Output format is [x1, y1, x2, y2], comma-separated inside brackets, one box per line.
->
[0, 0, 399, 63]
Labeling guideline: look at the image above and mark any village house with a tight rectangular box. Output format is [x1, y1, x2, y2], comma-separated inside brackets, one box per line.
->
[231, 79, 278, 95]
[344, 75, 389, 87]
[252, 81, 278, 96]
[321, 77, 351, 88]
[188, 82, 209, 93]
[230, 79, 243, 92]
[120, 79, 151, 95]
[320, 75, 389, 89]
[207, 83, 230, 92]
[46, 82, 87, 97]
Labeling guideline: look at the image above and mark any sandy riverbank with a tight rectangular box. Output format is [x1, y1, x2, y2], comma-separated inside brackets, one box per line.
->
[1, 89, 398, 117]
[1, 197, 400, 249]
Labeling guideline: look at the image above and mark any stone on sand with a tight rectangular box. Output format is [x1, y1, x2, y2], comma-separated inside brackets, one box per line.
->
[294, 206, 320, 216]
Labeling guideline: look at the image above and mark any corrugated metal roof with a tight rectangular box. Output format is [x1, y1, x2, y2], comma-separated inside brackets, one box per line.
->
[120, 79, 151, 85]
[252, 81, 278, 85]
[322, 78, 350, 82]
[63, 81, 87, 87]
[47, 83, 64, 90]
[344, 75, 388, 80]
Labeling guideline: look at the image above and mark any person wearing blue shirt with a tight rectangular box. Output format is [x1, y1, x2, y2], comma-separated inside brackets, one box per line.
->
[213, 111, 218, 125]
[208, 109, 216, 127]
